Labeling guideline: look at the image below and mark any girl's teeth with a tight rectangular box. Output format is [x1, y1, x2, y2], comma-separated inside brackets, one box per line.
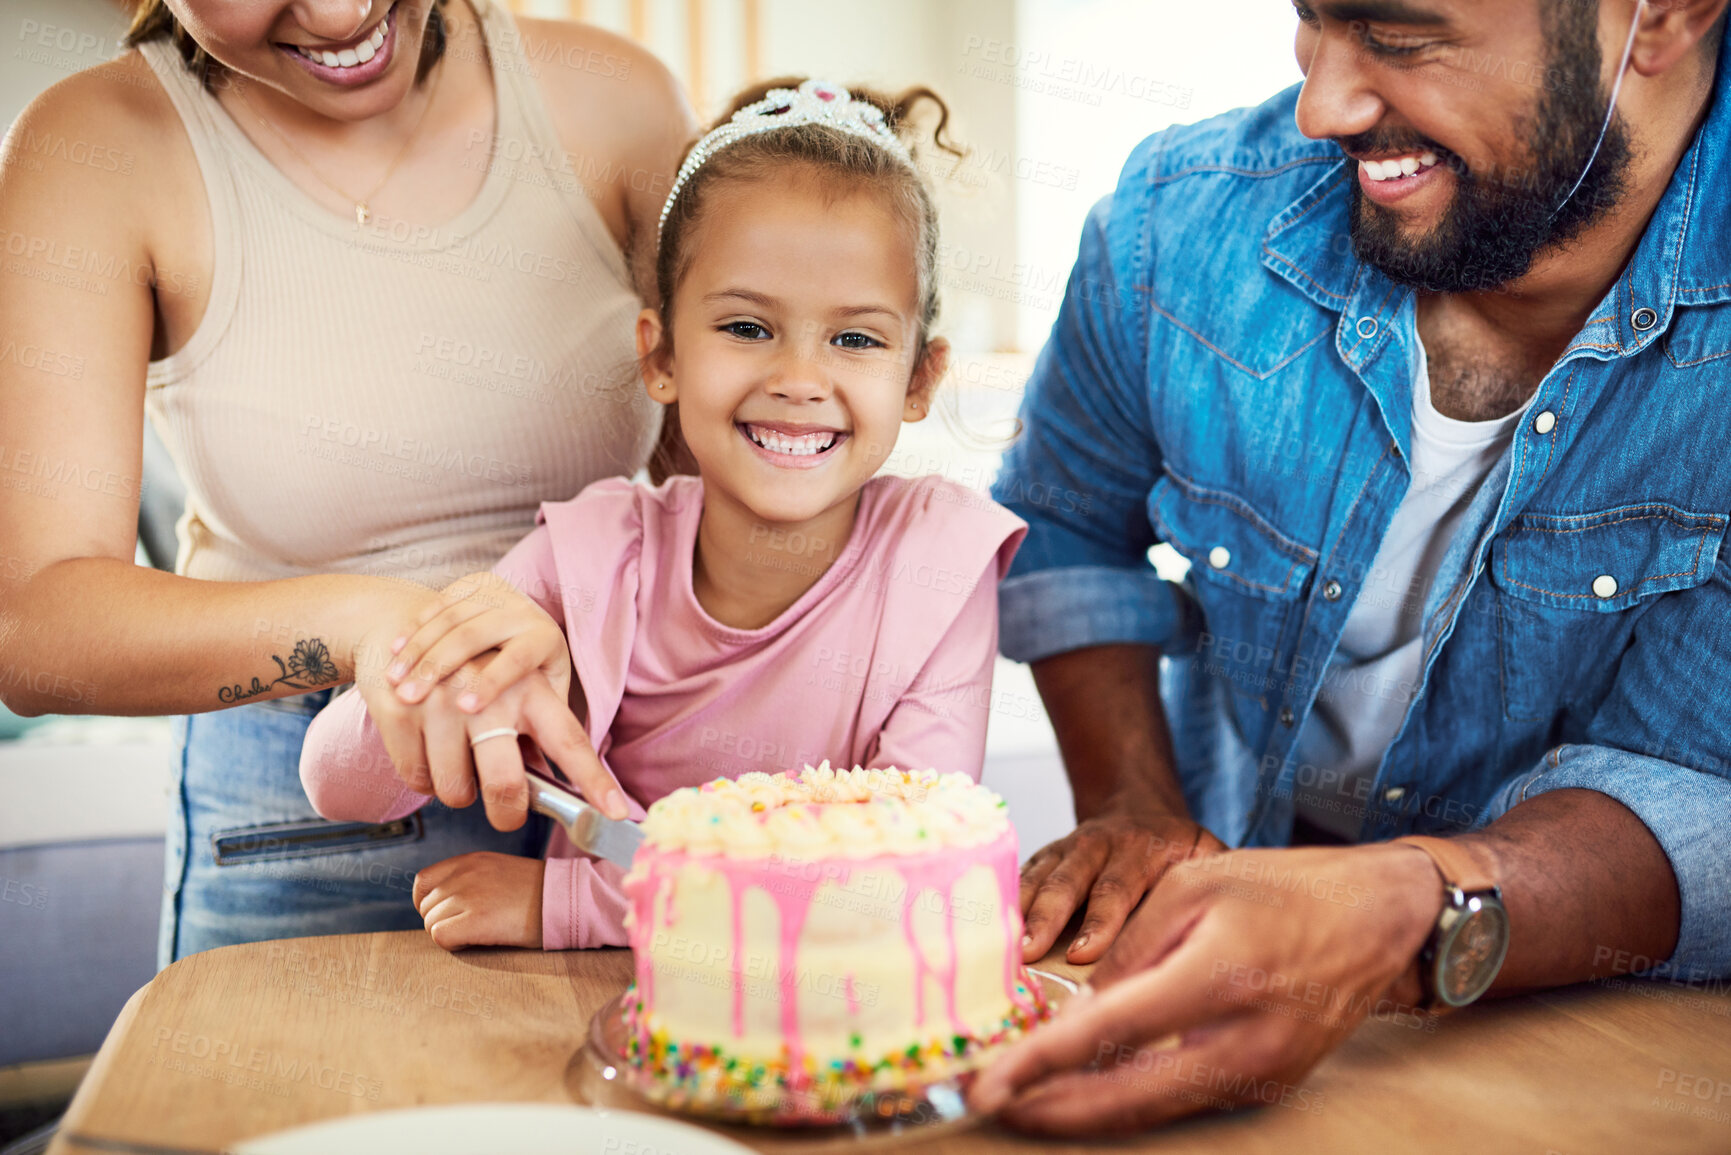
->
[747, 426, 837, 455]
[337, 48, 359, 67]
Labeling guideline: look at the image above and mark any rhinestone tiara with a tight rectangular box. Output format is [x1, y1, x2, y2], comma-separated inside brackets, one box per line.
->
[657, 79, 914, 241]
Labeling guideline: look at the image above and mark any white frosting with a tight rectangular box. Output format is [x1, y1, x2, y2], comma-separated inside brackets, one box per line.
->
[640, 762, 1009, 858]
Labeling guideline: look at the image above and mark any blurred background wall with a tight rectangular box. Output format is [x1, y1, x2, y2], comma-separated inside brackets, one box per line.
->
[506, 0, 1302, 354]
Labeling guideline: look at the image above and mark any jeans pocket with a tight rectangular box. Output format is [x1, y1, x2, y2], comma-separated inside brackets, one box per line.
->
[210, 813, 423, 865]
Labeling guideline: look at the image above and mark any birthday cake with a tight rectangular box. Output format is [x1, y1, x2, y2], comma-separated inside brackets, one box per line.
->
[619, 764, 1049, 1122]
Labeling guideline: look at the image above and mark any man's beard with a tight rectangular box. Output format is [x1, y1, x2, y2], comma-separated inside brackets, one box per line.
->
[1343, 8, 1634, 293]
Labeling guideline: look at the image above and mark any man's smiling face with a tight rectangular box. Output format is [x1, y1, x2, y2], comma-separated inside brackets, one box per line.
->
[1292, 0, 1635, 292]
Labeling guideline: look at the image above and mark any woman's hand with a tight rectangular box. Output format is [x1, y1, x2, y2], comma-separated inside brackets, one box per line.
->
[412, 851, 547, 950]
[352, 618, 627, 824]
[384, 571, 569, 716]
[972, 843, 1441, 1135]
[460, 670, 627, 825]
[1019, 793, 1227, 965]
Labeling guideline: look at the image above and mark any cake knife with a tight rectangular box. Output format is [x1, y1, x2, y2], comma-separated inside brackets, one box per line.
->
[526, 766, 644, 870]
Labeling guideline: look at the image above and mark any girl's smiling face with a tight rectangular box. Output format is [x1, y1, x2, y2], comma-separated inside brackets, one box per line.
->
[638, 168, 946, 529]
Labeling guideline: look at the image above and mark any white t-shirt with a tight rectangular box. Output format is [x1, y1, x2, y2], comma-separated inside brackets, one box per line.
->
[1290, 342, 1529, 838]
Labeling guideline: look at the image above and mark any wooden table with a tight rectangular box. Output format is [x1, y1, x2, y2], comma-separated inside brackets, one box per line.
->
[49, 930, 1731, 1153]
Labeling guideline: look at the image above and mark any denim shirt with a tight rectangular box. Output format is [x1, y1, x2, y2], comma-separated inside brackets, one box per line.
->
[994, 55, 1731, 977]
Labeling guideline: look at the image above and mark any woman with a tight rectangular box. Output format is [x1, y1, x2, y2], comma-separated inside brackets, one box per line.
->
[0, 0, 694, 965]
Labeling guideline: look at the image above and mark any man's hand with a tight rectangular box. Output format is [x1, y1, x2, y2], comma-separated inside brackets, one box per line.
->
[1020, 797, 1226, 964]
[974, 842, 1442, 1134]
[413, 851, 547, 951]
[1022, 644, 1223, 963]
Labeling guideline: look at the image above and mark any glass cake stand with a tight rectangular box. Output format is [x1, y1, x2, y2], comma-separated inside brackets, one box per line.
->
[570, 969, 1078, 1152]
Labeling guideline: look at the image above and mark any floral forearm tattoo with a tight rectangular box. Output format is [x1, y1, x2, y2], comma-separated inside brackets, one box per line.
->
[218, 639, 341, 704]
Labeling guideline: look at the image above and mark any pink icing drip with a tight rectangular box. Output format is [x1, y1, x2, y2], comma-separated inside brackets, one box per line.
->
[844, 972, 860, 1016]
[894, 851, 973, 1036]
[772, 878, 816, 1083]
[623, 869, 659, 1008]
[900, 889, 926, 1029]
[712, 857, 822, 1084]
[729, 870, 748, 1039]
[991, 837, 1039, 1013]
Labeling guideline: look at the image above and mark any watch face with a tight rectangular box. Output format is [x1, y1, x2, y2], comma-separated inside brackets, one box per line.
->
[1438, 897, 1510, 1006]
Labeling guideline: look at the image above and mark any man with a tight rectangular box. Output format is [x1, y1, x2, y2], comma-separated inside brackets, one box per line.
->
[970, 0, 1731, 1134]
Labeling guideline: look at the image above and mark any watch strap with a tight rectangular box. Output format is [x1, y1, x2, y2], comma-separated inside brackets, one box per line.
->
[1394, 834, 1497, 894]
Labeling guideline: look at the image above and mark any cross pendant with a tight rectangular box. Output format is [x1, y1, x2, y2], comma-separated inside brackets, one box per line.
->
[355, 203, 370, 226]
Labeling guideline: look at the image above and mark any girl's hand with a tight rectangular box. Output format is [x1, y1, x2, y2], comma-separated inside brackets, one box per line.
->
[412, 851, 546, 950]
[385, 571, 570, 717]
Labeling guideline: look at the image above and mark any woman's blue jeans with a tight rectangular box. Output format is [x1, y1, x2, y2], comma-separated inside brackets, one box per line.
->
[158, 688, 547, 967]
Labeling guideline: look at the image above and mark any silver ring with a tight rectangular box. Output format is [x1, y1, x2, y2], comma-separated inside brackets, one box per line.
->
[468, 727, 519, 748]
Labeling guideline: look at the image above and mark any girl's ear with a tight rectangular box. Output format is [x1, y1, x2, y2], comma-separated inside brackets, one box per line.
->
[902, 337, 949, 423]
[637, 308, 676, 404]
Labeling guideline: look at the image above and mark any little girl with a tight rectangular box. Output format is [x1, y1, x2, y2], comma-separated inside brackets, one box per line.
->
[300, 77, 1025, 952]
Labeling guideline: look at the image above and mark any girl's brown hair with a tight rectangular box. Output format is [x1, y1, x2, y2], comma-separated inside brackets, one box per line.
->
[652, 77, 963, 355]
[121, 0, 449, 90]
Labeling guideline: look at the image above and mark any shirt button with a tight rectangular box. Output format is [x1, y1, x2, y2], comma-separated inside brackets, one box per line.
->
[1355, 316, 1378, 339]
[1592, 574, 1619, 598]
[1532, 410, 1557, 435]
[1208, 545, 1231, 569]
[1279, 706, 1295, 727]
[1631, 306, 1658, 332]
[1383, 786, 1407, 803]
[1322, 578, 1343, 601]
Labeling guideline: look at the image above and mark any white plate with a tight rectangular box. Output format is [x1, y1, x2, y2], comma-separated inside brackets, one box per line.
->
[235, 1103, 758, 1155]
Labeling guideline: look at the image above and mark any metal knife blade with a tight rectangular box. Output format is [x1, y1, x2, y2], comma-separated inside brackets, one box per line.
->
[526, 767, 644, 870]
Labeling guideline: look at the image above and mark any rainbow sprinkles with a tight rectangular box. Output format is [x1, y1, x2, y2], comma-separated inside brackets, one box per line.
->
[620, 764, 1051, 1123]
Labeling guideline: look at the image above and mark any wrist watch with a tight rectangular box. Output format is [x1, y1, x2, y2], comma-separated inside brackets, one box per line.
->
[1394, 835, 1510, 1011]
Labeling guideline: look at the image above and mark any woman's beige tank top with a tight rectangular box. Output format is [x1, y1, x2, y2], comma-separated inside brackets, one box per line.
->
[137, 0, 657, 589]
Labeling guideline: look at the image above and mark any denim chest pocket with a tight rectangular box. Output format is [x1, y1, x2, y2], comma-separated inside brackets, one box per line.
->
[1155, 262, 1334, 380]
[1150, 474, 1317, 730]
[1488, 503, 1726, 721]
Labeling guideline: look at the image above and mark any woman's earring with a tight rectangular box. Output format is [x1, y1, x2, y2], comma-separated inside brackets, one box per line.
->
[655, 382, 667, 390]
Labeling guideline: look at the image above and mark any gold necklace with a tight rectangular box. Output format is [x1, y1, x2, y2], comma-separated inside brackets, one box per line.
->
[236, 51, 448, 226]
